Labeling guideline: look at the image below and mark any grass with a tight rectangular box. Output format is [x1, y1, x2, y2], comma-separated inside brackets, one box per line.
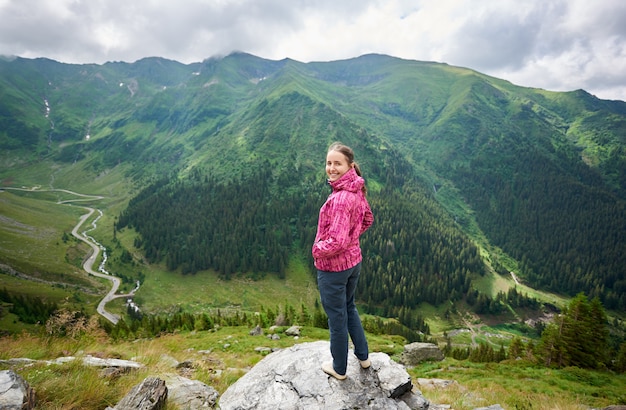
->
[0, 326, 329, 408]
[0, 189, 86, 275]
[0, 187, 109, 278]
[129, 258, 319, 315]
[2, 327, 624, 410]
[415, 359, 626, 409]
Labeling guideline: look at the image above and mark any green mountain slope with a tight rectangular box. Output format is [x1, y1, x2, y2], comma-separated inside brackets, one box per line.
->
[1, 52, 625, 312]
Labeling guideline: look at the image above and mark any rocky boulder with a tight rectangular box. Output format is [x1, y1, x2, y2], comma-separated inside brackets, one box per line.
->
[218, 340, 429, 409]
[400, 342, 444, 366]
[0, 370, 36, 410]
[106, 377, 167, 410]
[163, 374, 219, 409]
[284, 325, 301, 337]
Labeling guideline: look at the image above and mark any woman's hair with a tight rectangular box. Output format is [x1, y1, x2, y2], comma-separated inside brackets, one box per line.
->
[328, 142, 367, 194]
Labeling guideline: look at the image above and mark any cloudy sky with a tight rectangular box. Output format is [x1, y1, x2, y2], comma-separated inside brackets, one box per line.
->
[1, 0, 625, 101]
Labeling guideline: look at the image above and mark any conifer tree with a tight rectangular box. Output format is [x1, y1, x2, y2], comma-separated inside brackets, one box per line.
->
[538, 293, 610, 369]
[508, 336, 525, 359]
[616, 342, 626, 373]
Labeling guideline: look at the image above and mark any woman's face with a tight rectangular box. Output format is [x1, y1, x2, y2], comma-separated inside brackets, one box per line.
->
[326, 150, 353, 182]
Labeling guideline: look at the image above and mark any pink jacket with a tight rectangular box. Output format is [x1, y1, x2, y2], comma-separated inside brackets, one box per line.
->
[312, 168, 374, 272]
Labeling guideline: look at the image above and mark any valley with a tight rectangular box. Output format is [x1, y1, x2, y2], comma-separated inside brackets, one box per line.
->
[0, 186, 130, 322]
[0, 53, 625, 408]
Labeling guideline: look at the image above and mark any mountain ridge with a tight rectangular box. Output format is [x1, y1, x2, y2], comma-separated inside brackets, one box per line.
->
[1, 52, 625, 312]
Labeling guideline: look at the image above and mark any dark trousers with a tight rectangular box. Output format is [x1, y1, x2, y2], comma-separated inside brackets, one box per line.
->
[317, 262, 369, 375]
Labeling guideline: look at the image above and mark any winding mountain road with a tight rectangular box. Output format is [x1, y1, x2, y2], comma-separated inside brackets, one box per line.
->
[70, 206, 122, 324]
[2, 187, 131, 324]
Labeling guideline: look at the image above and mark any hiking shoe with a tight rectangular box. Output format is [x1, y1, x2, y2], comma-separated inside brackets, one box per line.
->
[322, 361, 347, 380]
[359, 358, 371, 369]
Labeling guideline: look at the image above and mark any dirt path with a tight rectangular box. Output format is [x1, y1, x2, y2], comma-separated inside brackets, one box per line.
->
[460, 313, 479, 347]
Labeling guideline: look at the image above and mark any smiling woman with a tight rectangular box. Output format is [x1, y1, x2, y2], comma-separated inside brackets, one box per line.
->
[313, 142, 373, 379]
[325, 149, 353, 182]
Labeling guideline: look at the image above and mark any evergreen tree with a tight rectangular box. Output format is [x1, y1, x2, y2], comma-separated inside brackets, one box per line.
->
[508, 336, 525, 359]
[538, 319, 567, 367]
[538, 293, 610, 369]
[616, 342, 626, 373]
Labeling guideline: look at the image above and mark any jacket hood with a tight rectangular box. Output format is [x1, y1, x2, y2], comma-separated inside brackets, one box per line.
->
[329, 168, 364, 193]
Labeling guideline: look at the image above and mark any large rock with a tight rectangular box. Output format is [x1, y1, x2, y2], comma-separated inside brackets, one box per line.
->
[81, 355, 143, 369]
[107, 377, 167, 410]
[218, 340, 429, 409]
[400, 342, 444, 366]
[0, 370, 36, 410]
[1, 355, 143, 370]
[163, 374, 219, 409]
[417, 378, 458, 390]
[284, 325, 301, 337]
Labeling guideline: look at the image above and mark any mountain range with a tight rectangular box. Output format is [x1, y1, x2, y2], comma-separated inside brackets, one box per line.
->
[1, 52, 625, 315]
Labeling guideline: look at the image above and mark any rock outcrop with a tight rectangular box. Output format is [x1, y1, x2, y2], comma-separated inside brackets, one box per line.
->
[218, 340, 429, 409]
[106, 377, 167, 410]
[163, 374, 219, 409]
[0, 355, 143, 370]
[400, 342, 444, 366]
[0, 370, 36, 410]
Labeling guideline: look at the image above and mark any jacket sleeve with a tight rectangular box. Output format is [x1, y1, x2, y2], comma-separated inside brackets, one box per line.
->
[360, 199, 374, 234]
[312, 193, 354, 259]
